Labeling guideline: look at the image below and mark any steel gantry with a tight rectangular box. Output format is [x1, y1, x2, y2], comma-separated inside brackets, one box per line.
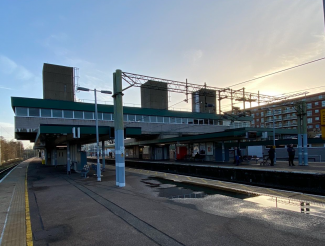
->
[121, 71, 308, 113]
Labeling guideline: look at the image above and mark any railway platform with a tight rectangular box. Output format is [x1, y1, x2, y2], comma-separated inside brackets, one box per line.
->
[1, 158, 325, 245]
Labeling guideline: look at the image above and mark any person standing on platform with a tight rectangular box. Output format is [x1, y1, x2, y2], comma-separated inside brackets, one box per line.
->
[287, 144, 295, 166]
[235, 147, 241, 166]
[268, 146, 275, 166]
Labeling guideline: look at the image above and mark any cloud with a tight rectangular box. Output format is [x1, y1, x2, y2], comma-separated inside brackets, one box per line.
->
[0, 86, 12, 90]
[0, 122, 15, 140]
[0, 55, 17, 74]
[0, 55, 36, 81]
[184, 49, 203, 64]
[40, 33, 70, 57]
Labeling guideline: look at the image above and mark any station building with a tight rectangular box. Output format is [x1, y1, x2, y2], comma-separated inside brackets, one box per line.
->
[12, 63, 325, 169]
[11, 63, 254, 167]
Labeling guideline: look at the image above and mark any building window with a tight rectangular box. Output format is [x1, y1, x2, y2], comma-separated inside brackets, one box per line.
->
[128, 115, 136, 122]
[307, 111, 312, 116]
[150, 116, 157, 123]
[315, 109, 319, 114]
[74, 111, 83, 119]
[64, 110, 73, 118]
[315, 117, 319, 121]
[307, 118, 313, 124]
[319, 95, 323, 99]
[157, 116, 163, 123]
[308, 125, 313, 129]
[260, 112, 264, 117]
[307, 103, 312, 109]
[97, 112, 103, 120]
[176, 118, 182, 124]
[16, 107, 28, 116]
[163, 117, 169, 123]
[103, 113, 111, 121]
[136, 115, 143, 122]
[315, 102, 319, 106]
[316, 124, 320, 128]
[261, 118, 264, 123]
[29, 108, 40, 117]
[251, 113, 254, 118]
[143, 116, 150, 122]
[322, 101, 325, 107]
[256, 119, 259, 122]
[53, 110, 62, 118]
[84, 111, 94, 120]
[41, 109, 51, 117]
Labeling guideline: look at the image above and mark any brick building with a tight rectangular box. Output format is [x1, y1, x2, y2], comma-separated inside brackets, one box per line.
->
[246, 92, 325, 136]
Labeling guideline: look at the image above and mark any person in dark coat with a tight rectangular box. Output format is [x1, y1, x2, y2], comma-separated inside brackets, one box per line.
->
[235, 147, 241, 166]
[287, 144, 295, 166]
[268, 146, 275, 166]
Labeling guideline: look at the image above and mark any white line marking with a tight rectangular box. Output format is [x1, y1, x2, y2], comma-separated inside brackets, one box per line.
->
[0, 186, 16, 245]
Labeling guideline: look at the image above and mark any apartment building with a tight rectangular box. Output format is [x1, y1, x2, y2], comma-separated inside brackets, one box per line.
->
[246, 92, 325, 136]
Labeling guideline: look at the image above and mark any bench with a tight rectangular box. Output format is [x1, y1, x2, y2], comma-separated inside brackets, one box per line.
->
[183, 155, 195, 161]
[81, 165, 89, 178]
[242, 155, 260, 164]
[194, 154, 205, 162]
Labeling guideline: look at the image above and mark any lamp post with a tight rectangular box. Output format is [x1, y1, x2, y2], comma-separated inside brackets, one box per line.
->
[77, 86, 112, 181]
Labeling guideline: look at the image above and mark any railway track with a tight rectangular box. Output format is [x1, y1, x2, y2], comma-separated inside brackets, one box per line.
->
[0, 163, 19, 181]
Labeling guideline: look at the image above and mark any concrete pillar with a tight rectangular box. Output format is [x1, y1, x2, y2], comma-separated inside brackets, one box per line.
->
[113, 70, 125, 187]
[54, 148, 57, 167]
[222, 141, 225, 162]
[44, 149, 48, 165]
[302, 102, 308, 166]
[102, 141, 105, 172]
[297, 115, 302, 165]
[67, 142, 71, 175]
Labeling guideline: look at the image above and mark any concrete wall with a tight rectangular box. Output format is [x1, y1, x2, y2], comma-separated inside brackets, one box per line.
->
[141, 80, 168, 110]
[43, 63, 74, 101]
[14, 116, 229, 135]
[192, 89, 216, 114]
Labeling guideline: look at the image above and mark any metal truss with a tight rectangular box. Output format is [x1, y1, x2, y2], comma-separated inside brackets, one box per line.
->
[121, 71, 308, 113]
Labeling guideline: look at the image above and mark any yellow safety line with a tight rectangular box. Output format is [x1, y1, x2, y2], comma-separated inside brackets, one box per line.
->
[200, 178, 208, 184]
[25, 164, 33, 246]
[186, 176, 192, 180]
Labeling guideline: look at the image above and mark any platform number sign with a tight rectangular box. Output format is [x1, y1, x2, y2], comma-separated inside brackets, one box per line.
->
[321, 109, 325, 140]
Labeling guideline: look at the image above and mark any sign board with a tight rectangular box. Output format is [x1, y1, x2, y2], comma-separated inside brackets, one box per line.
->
[321, 109, 325, 125]
[322, 126, 325, 140]
[206, 142, 213, 156]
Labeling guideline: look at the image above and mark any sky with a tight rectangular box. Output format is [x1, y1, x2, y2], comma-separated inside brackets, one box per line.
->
[1, 0, 325, 146]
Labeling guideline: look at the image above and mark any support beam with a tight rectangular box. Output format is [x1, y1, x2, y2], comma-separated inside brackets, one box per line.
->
[102, 141, 105, 172]
[221, 141, 225, 162]
[302, 102, 308, 166]
[113, 70, 125, 187]
[67, 142, 71, 175]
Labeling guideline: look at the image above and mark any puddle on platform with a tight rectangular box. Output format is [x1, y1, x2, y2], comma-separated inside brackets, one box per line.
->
[142, 177, 325, 218]
[141, 177, 252, 200]
[245, 195, 325, 218]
